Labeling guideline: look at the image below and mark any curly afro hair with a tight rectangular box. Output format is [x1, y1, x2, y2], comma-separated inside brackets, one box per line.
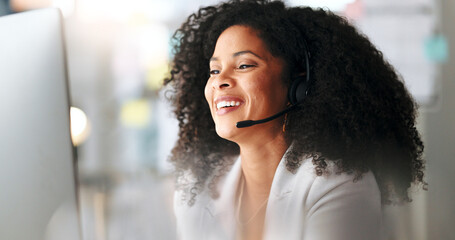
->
[163, 0, 426, 205]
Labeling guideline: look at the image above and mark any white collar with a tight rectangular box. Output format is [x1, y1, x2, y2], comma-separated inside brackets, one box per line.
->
[206, 144, 298, 217]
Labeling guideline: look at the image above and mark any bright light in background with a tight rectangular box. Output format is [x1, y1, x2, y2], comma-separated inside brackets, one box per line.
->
[126, 22, 170, 71]
[70, 107, 90, 146]
[77, 0, 133, 21]
[76, 0, 174, 22]
[288, 0, 355, 11]
[52, 0, 75, 18]
[138, 23, 170, 90]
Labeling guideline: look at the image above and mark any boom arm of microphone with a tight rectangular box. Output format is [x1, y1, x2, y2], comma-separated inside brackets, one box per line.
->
[236, 104, 298, 128]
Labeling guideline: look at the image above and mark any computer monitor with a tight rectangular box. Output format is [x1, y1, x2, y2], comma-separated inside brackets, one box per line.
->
[0, 8, 81, 240]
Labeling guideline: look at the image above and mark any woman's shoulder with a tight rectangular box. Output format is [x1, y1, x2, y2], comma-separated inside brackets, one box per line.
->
[297, 158, 383, 239]
[294, 157, 381, 208]
[264, 155, 383, 240]
[288, 158, 382, 221]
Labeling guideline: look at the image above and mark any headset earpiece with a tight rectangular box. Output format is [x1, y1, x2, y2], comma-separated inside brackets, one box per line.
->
[288, 36, 311, 106]
[288, 74, 309, 106]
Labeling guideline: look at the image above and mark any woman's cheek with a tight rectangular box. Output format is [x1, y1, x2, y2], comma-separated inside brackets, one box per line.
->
[204, 82, 212, 108]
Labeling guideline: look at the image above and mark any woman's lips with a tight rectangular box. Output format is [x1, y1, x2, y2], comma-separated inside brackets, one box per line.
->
[214, 96, 244, 116]
[216, 104, 242, 115]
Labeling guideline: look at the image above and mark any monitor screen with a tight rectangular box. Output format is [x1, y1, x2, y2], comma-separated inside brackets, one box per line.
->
[0, 8, 81, 240]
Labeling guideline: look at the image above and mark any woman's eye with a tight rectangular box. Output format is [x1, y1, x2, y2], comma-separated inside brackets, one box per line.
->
[209, 69, 220, 75]
[238, 64, 255, 69]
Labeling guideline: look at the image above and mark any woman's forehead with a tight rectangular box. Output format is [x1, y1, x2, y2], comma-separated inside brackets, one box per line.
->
[211, 25, 271, 60]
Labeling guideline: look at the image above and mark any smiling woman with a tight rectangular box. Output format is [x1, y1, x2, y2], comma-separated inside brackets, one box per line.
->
[163, 1, 426, 240]
[205, 25, 288, 142]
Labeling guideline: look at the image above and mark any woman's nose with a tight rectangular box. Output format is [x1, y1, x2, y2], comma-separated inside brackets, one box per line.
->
[212, 71, 234, 90]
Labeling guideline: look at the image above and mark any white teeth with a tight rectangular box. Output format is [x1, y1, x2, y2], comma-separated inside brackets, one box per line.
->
[216, 100, 241, 110]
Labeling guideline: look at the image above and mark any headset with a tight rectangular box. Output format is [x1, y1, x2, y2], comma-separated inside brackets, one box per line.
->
[236, 37, 311, 128]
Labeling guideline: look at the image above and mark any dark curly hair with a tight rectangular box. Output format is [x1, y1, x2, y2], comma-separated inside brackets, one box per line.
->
[163, 0, 426, 205]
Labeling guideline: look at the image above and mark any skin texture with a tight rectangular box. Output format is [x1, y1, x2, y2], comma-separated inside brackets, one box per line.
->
[164, 0, 426, 208]
[205, 25, 290, 239]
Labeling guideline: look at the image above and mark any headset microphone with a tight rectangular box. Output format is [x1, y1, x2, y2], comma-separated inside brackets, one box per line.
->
[236, 105, 298, 128]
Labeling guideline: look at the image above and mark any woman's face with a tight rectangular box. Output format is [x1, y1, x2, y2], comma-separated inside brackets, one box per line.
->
[204, 25, 288, 142]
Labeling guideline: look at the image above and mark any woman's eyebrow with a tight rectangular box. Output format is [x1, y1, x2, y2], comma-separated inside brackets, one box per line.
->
[233, 50, 263, 59]
[210, 50, 263, 62]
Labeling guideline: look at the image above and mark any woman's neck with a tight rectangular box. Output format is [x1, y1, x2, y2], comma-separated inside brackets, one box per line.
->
[238, 132, 289, 198]
[235, 132, 289, 240]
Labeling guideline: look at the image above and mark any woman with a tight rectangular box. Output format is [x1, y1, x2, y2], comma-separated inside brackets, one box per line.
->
[164, 1, 426, 239]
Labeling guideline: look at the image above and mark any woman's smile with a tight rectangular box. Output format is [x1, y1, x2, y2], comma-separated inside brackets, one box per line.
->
[214, 96, 244, 115]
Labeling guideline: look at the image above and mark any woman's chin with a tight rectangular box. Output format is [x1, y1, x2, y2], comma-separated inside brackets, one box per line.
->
[215, 124, 240, 142]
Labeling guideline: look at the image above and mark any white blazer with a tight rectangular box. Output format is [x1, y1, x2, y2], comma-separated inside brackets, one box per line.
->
[174, 154, 383, 240]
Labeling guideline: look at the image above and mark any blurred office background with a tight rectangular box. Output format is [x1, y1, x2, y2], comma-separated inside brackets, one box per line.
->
[1, 0, 453, 239]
